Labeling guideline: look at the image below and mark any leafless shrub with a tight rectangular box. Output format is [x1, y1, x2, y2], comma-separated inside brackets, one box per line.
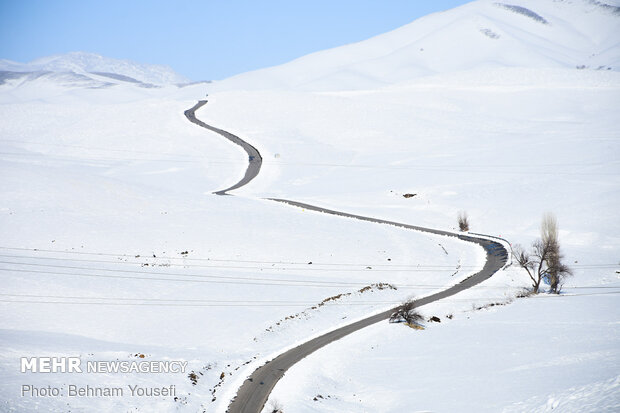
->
[390, 299, 424, 325]
[457, 211, 470, 232]
[188, 371, 199, 386]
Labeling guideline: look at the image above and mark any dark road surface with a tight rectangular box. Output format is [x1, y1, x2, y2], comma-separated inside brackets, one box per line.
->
[184, 100, 262, 195]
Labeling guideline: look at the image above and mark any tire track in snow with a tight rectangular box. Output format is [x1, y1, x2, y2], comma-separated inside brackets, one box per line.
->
[184, 100, 508, 413]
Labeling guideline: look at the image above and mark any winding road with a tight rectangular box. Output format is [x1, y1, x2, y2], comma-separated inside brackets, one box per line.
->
[185, 100, 261, 195]
[184, 100, 508, 413]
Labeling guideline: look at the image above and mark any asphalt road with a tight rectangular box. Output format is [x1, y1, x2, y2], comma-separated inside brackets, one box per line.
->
[184, 101, 508, 413]
[227, 201, 507, 413]
[184, 100, 262, 195]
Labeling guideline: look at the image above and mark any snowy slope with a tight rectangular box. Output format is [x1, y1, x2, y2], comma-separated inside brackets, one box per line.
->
[0, 80, 487, 412]
[213, 0, 620, 91]
[0, 0, 619, 412]
[266, 290, 620, 413]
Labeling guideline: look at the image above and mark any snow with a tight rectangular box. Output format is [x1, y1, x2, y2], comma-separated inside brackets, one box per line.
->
[0, 81, 483, 412]
[197, 67, 620, 264]
[210, 0, 620, 92]
[0, 52, 191, 87]
[0, 0, 619, 411]
[264, 287, 620, 412]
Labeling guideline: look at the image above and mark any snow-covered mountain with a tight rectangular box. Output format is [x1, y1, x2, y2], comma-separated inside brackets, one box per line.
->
[0, 52, 190, 88]
[214, 0, 620, 91]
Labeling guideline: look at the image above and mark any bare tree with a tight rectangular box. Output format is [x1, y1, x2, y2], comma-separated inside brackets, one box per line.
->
[457, 211, 470, 232]
[390, 299, 424, 325]
[513, 213, 572, 293]
[540, 213, 572, 293]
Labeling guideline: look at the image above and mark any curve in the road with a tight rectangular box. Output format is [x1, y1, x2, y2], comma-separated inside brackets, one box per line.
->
[184, 100, 508, 413]
[184, 100, 262, 195]
[228, 200, 507, 413]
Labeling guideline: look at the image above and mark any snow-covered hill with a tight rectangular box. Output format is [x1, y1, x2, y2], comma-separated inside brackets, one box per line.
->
[0, 52, 191, 88]
[214, 0, 620, 91]
[0, 0, 619, 412]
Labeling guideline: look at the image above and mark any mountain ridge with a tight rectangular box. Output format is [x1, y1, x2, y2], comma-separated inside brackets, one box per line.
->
[211, 0, 620, 92]
[0, 51, 190, 86]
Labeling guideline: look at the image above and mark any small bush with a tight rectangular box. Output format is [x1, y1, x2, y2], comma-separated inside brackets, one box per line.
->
[457, 211, 470, 232]
[390, 299, 424, 325]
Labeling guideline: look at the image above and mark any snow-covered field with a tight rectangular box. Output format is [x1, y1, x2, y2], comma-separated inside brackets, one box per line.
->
[1, 0, 619, 412]
[0, 79, 487, 413]
[267, 288, 620, 412]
